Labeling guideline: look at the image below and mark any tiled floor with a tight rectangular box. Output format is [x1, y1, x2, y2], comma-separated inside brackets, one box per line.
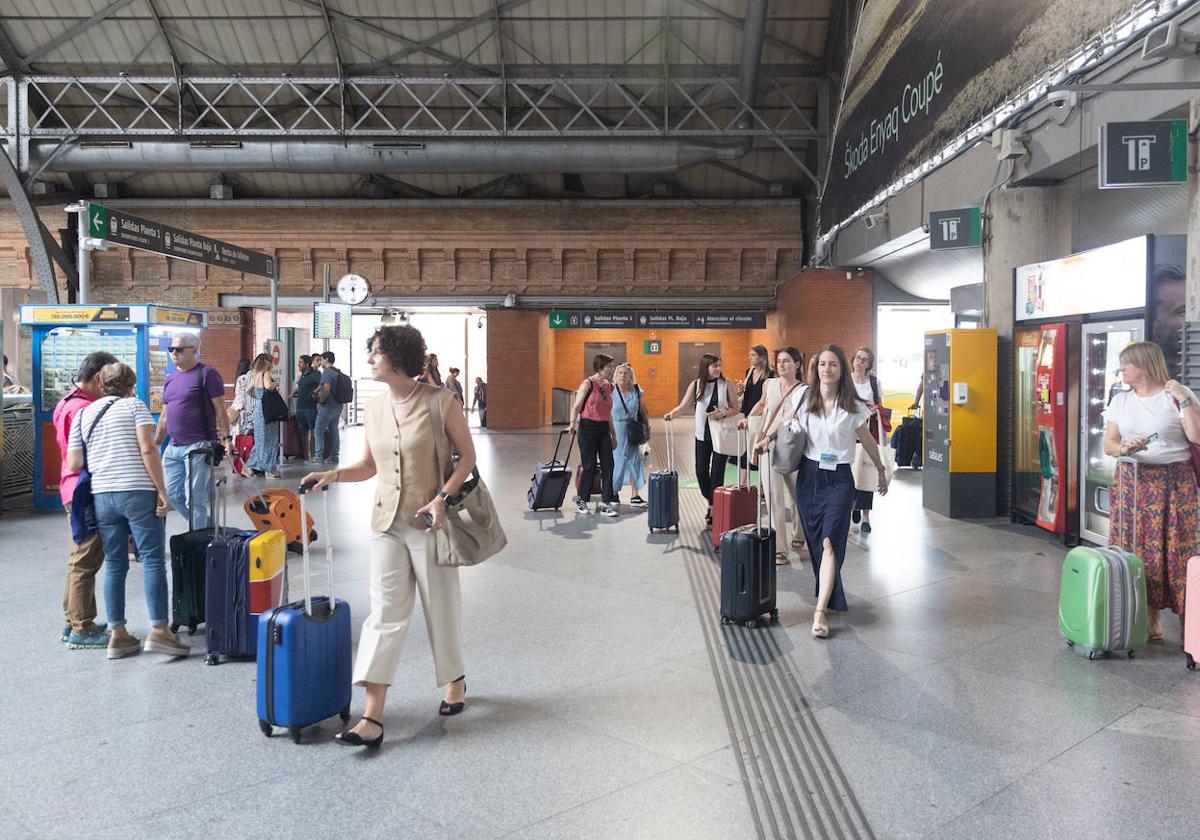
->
[1, 422, 1196, 839]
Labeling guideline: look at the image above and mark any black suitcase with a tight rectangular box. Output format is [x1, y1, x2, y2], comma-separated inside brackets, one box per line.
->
[204, 530, 257, 664]
[893, 412, 922, 469]
[528, 430, 575, 511]
[169, 448, 217, 635]
[719, 466, 777, 627]
[649, 420, 679, 532]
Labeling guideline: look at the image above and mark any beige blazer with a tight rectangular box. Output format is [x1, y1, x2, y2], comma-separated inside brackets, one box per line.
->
[365, 384, 452, 533]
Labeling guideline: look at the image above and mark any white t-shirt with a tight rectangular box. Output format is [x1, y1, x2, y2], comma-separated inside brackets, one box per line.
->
[68, 396, 157, 493]
[787, 388, 873, 464]
[1102, 389, 1190, 465]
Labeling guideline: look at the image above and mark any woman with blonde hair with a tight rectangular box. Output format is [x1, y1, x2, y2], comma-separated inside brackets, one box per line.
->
[611, 362, 649, 508]
[1103, 341, 1200, 646]
[245, 352, 282, 479]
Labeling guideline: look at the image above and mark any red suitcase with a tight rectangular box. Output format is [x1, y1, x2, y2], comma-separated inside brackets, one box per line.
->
[282, 416, 306, 460]
[575, 463, 602, 498]
[711, 428, 758, 551]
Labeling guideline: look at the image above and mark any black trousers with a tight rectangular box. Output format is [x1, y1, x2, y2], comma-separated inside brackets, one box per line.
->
[694, 436, 728, 507]
[578, 418, 617, 503]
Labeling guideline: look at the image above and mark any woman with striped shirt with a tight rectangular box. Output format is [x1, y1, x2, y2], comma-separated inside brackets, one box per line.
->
[67, 362, 190, 660]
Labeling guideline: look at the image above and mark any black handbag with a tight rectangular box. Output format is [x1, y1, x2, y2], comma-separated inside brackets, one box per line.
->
[617, 386, 649, 446]
[261, 388, 289, 423]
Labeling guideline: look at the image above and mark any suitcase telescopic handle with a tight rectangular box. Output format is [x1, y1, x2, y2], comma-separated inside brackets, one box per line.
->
[664, 416, 674, 474]
[297, 480, 334, 617]
[186, 447, 225, 533]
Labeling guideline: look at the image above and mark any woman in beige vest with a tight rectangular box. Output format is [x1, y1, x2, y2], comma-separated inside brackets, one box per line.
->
[303, 325, 477, 750]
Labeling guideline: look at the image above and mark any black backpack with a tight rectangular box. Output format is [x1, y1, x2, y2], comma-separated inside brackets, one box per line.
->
[333, 368, 354, 404]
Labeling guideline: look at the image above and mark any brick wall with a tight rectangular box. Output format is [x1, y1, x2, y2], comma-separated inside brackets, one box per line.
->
[486, 310, 552, 429]
[773, 268, 874, 362]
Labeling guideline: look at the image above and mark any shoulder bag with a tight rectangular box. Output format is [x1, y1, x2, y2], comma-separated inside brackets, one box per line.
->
[852, 407, 896, 492]
[428, 390, 507, 567]
[771, 385, 810, 475]
[261, 386, 289, 424]
[616, 386, 649, 446]
[69, 398, 119, 544]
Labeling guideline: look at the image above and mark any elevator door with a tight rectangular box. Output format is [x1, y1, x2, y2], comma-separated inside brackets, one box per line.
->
[582, 342, 627, 379]
[678, 342, 721, 403]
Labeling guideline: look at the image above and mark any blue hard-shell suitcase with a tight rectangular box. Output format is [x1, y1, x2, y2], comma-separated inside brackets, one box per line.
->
[649, 420, 679, 532]
[256, 483, 352, 743]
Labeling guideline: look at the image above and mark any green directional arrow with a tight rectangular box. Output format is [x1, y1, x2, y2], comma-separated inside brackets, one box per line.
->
[550, 311, 567, 328]
[88, 203, 108, 239]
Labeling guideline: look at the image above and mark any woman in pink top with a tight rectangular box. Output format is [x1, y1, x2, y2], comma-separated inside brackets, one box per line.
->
[568, 353, 619, 517]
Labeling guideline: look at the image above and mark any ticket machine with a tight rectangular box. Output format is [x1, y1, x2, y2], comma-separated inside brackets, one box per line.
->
[20, 304, 207, 509]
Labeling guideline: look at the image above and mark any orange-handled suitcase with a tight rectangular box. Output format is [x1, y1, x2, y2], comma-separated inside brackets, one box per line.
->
[244, 488, 316, 553]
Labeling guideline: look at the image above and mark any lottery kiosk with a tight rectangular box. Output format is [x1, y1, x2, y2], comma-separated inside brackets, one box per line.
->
[19, 303, 207, 509]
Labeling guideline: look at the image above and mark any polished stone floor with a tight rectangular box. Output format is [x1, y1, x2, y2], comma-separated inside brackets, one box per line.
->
[1, 421, 1196, 840]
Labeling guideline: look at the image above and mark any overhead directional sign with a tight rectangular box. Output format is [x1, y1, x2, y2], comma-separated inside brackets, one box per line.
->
[549, 310, 766, 329]
[88, 203, 276, 278]
[929, 208, 982, 250]
[1099, 120, 1187, 189]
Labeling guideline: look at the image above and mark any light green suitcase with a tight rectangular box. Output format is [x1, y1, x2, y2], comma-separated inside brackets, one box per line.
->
[1058, 545, 1148, 659]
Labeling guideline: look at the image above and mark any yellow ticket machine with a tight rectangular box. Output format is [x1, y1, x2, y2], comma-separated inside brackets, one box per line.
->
[922, 328, 998, 518]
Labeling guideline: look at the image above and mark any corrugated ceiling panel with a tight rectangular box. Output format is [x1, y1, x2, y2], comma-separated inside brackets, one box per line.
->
[1071, 175, 1188, 253]
[865, 239, 983, 301]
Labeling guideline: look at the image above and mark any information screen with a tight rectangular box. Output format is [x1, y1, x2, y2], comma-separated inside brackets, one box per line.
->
[313, 302, 351, 340]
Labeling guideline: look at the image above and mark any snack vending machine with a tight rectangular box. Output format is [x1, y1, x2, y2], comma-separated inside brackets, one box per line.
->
[20, 304, 207, 509]
[1079, 319, 1142, 544]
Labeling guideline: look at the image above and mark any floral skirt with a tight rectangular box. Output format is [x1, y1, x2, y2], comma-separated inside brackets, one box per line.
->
[1110, 459, 1197, 617]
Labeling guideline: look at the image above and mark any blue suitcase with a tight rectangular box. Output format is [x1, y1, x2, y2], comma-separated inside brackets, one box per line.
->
[649, 420, 679, 532]
[257, 483, 352, 743]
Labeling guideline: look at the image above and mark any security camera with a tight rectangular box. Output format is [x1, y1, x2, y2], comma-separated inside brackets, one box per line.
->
[1046, 90, 1076, 109]
[503, 293, 517, 308]
[863, 210, 888, 230]
[1142, 21, 1200, 60]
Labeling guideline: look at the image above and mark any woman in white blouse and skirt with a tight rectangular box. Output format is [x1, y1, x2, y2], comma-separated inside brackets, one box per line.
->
[760, 345, 889, 639]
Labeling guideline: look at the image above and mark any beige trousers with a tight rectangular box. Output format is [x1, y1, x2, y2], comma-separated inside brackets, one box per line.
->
[353, 514, 464, 688]
[762, 452, 800, 552]
[63, 507, 106, 633]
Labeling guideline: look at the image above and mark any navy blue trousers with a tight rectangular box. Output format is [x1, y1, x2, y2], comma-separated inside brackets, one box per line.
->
[795, 457, 855, 612]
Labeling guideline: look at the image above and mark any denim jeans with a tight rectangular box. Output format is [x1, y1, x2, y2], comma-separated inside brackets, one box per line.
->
[94, 490, 168, 628]
[295, 407, 317, 458]
[314, 404, 341, 462]
[163, 441, 212, 528]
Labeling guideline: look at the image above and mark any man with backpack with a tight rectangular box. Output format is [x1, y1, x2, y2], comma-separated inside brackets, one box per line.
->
[312, 351, 351, 464]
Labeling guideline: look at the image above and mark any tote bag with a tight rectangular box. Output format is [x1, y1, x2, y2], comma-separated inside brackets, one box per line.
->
[851, 409, 896, 492]
[708, 414, 746, 457]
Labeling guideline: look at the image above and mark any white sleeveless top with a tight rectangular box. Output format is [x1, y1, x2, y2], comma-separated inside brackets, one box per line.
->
[693, 379, 730, 441]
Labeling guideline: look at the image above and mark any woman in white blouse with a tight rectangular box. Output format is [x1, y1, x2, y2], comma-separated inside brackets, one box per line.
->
[759, 345, 889, 638]
[1102, 341, 1200, 645]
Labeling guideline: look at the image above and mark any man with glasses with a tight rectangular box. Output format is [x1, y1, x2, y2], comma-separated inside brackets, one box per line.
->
[153, 334, 230, 528]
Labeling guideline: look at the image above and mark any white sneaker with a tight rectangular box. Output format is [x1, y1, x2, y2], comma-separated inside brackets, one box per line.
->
[575, 497, 590, 515]
[598, 504, 619, 518]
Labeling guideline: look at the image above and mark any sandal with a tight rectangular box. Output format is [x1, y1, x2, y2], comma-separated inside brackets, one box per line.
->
[335, 716, 384, 749]
[775, 552, 789, 565]
[439, 676, 467, 716]
[811, 609, 829, 639]
[791, 538, 804, 550]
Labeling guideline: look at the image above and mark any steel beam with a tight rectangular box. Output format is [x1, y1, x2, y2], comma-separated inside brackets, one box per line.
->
[21, 0, 138, 67]
[679, 0, 821, 67]
[0, 147, 58, 301]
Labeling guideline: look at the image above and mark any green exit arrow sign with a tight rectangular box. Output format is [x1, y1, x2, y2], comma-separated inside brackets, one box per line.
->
[549, 310, 570, 328]
[87, 202, 108, 239]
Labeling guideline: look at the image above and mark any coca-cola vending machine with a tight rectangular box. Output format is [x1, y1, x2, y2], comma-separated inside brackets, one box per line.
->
[1034, 324, 1068, 533]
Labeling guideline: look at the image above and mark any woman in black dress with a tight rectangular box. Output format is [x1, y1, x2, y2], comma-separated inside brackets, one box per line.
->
[737, 345, 774, 483]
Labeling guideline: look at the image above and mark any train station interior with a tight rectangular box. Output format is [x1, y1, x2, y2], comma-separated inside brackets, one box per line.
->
[1, 2, 1198, 838]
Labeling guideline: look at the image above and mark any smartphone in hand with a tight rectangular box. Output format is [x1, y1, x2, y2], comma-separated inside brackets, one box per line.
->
[417, 511, 434, 528]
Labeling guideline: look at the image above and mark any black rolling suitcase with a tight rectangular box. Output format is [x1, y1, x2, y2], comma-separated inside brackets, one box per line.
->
[892, 410, 922, 469]
[204, 529, 257, 665]
[528, 430, 575, 511]
[169, 448, 218, 635]
[649, 419, 679, 532]
[719, 463, 777, 627]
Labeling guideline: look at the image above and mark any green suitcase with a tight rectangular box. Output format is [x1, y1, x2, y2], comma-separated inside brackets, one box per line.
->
[1058, 545, 1148, 659]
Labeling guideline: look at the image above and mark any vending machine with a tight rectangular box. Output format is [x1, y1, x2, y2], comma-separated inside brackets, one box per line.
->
[922, 328, 998, 518]
[20, 304, 208, 509]
[1079, 319, 1143, 545]
[1033, 324, 1070, 534]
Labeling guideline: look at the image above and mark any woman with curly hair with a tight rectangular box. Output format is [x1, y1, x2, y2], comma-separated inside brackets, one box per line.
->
[303, 325, 477, 749]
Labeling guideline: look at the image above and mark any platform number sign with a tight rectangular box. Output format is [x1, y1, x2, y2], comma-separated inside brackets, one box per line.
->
[1099, 120, 1187, 188]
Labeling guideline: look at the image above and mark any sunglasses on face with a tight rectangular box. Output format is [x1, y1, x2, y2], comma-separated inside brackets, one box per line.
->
[168, 346, 192, 353]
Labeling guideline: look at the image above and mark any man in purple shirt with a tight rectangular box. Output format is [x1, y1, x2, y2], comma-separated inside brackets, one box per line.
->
[153, 332, 230, 528]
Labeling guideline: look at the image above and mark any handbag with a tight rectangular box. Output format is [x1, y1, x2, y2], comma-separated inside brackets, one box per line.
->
[616, 386, 649, 446]
[708, 413, 746, 456]
[771, 386, 810, 475]
[852, 408, 896, 492]
[261, 387, 289, 423]
[69, 397, 119, 545]
[428, 391, 507, 567]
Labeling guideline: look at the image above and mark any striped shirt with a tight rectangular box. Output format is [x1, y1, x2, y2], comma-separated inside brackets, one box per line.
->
[68, 396, 157, 494]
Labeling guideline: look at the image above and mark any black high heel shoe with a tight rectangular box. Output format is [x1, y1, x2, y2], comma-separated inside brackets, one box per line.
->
[334, 716, 384, 749]
[439, 676, 466, 716]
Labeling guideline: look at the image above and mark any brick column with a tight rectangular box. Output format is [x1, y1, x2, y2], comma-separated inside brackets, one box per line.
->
[486, 309, 550, 428]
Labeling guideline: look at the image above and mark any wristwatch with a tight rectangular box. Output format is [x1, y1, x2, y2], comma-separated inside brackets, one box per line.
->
[1180, 397, 1195, 410]
[437, 490, 453, 504]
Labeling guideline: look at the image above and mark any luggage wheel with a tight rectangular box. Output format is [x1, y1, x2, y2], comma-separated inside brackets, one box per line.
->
[720, 617, 731, 625]
[1127, 650, 1135, 659]
[170, 623, 180, 634]
[1087, 650, 1102, 661]
[770, 609, 779, 621]
[745, 620, 758, 629]
[1066, 640, 1075, 648]
[188, 624, 198, 637]
[288, 725, 303, 744]
[259, 720, 273, 738]
[204, 653, 220, 666]
[1188, 654, 1196, 671]
[340, 705, 351, 723]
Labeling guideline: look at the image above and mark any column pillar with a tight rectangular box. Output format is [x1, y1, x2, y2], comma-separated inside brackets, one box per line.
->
[1186, 100, 1200, 323]
[982, 186, 1074, 516]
